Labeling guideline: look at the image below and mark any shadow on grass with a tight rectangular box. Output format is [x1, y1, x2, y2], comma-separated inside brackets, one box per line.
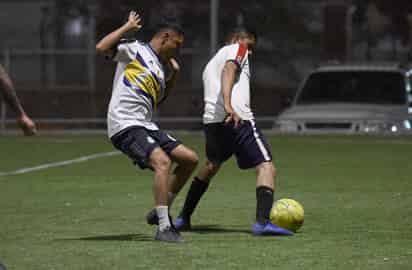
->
[59, 233, 153, 242]
[57, 225, 251, 242]
[187, 224, 251, 234]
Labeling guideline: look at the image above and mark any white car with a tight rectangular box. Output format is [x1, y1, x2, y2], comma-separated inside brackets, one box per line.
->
[274, 63, 412, 134]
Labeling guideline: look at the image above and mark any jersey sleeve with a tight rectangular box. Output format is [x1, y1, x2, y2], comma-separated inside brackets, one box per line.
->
[225, 43, 248, 69]
[112, 40, 137, 63]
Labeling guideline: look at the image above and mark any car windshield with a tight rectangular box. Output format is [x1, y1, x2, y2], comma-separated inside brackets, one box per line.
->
[296, 71, 406, 105]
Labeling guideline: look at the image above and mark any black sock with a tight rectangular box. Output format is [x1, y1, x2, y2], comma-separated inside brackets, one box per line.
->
[256, 186, 274, 224]
[179, 177, 209, 219]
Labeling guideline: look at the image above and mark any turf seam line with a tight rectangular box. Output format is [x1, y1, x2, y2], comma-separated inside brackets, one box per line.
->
[0, 151, 121, 176]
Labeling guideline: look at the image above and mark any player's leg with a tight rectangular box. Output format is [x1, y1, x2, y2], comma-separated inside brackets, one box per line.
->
[196, 159, 221, 182]
[110, 127, 183, 242]
[148, 130, 198, 206]
[252, 160, 291, 236]
[149, 147, 172, 208]
[256, 161, 275, 189]
[253, 161, 278, 229]
[145, 131, 198, 227]
[255, 161, 275, 224]
[234, 120, 293, 236]
[148, 147, 184, 242]
[175, 123, 233, 230]
[174, 159, 221, 230]
[167, 144, 199, 203]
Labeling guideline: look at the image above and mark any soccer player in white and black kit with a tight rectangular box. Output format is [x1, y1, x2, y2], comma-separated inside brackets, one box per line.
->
[96, 11, 198, 243]
[174, 28, 293, 236]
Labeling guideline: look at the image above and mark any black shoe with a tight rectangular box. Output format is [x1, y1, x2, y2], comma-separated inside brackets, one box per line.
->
[155, 226, 184, 243]
[146, 209, 159, 225]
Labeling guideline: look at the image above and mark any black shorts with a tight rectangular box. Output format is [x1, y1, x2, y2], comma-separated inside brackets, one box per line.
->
[204, 120, 272, 169]
[110, 126, 181, 169]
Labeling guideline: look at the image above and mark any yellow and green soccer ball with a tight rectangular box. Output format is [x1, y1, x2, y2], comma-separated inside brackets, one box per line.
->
[270, 198, 304, 232]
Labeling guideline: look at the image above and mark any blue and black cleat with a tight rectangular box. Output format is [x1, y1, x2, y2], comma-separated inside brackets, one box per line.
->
[252, 222, 294, 236]
[174, 217, 192, 231]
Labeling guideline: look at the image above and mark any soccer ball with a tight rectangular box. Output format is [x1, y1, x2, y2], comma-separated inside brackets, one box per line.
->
[270, 198, 304, 232]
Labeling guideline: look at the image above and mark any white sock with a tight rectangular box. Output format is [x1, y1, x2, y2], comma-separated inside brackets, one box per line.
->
[168, 192, 177, 207]
[156, 206, 171, 231]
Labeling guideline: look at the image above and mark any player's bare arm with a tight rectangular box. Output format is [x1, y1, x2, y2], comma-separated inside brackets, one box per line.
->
[0, 64, 36, 135]
[95, 11, 142, 56]
[222, 61, 242, 127]
[158, 58, 180, 105]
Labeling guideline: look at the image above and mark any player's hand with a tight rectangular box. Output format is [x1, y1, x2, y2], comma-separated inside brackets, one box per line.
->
[17, 114, 37, 136]
[125, 11, 142, 32]
[169, 58, 180, 73]
[224, 107, 242, 128]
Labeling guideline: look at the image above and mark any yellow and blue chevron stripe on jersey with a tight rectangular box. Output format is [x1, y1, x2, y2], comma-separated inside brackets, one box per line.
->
[123, 51, 163, 105]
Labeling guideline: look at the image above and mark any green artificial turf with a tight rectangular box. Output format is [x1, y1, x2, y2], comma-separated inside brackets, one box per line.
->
[1, 134, 411, 270]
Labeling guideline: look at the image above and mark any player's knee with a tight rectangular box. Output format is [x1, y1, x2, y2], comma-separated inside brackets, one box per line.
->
[257, 162, 275, 177]
[156, 157, 172, 172]
[271, 164, 277, 177]
[186, 150, 199, 168]
[151, 152, 171, 172]
[176, 149, 198, 169]
[205, 159, 220, 174]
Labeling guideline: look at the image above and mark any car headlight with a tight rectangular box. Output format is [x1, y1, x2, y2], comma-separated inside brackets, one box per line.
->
[361, 121, 402, 134]
[403, 120, 411, 130]
[362, 121, 385, 133]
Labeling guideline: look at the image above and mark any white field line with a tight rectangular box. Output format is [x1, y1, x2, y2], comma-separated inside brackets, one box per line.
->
[0, 151, 121, 176]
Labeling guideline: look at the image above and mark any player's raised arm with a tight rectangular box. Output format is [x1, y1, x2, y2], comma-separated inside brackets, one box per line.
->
[222, 60, 242, 127]
[95, 11, 142, 56]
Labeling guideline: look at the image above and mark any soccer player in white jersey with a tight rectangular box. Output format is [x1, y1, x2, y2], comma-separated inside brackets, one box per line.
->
[96, 11, 198, 243]
[174, 27, 293, 236]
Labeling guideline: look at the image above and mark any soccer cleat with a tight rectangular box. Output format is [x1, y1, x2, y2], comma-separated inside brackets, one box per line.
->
[251, 222, 294, 236]
[146, 209, 159, 225]
[174, 217, 191, 231]
[155, 226, 184, 243]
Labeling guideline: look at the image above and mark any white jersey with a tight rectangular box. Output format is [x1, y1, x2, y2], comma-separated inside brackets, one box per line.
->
[202, 43, 254, 124]
[107, 40, 166, 138]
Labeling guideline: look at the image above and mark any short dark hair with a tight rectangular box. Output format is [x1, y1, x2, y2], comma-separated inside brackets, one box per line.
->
[154, 20, 184, 36]
[226, 26, 257, 43]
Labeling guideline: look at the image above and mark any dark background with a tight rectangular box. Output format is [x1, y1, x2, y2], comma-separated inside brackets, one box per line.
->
[0, 0, 411, 128]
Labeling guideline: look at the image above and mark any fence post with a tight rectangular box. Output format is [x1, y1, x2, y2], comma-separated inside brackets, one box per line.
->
[87, 4, 97, 119]
[1, 49, 10, 134]
[210, 0, 219, 56]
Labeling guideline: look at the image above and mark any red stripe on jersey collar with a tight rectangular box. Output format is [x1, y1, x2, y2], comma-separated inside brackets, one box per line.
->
[235, 43, 248, 64]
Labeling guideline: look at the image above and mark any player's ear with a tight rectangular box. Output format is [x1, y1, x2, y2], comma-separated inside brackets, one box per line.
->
[161, 32, 170, 45]
[230, 36, 238, 44]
